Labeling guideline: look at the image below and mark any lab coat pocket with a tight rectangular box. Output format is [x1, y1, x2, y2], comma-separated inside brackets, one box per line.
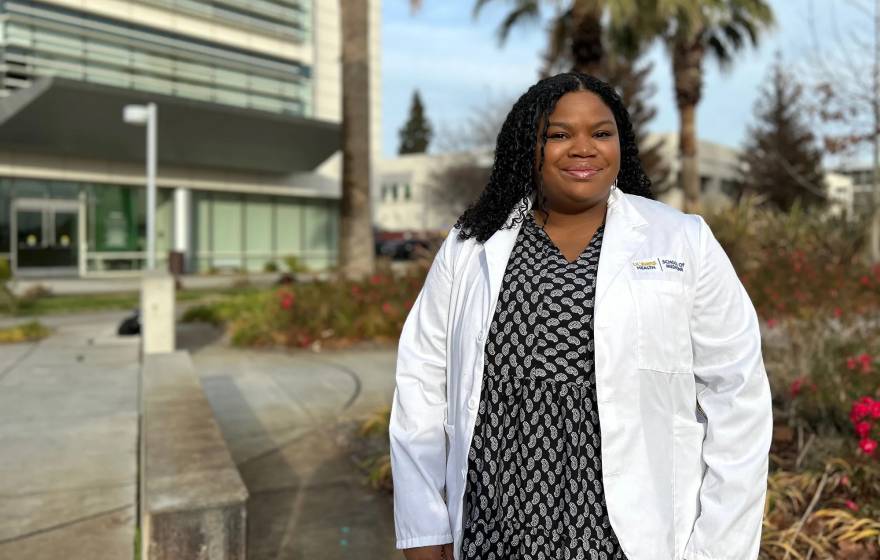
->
[632, 280, 693, 374]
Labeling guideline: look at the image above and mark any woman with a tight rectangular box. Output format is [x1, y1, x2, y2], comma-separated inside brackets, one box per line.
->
[389, 72, 772, 560]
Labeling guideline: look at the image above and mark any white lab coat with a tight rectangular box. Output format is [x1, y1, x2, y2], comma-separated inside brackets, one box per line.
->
[389, 187, 772, 560]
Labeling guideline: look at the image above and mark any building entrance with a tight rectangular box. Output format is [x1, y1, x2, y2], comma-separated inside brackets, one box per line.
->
[12, 198, 79, 276]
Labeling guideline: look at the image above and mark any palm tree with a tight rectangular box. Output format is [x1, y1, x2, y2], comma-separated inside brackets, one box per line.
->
[661, 0, 774, 213]
[474, 0, 647, 75]
[340, 1, 374, 278]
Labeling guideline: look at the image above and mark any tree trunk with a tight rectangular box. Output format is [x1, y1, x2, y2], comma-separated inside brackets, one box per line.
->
[672, 35, 704, 214]
[570, 0, 604, 75]
[340, 0, 374, 278]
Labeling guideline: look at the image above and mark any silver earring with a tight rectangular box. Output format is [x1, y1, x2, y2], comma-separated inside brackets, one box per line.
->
[611, 178, 618, 190]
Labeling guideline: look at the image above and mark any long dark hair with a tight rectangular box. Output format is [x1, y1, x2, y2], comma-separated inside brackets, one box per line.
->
[454, 72, 653, 242]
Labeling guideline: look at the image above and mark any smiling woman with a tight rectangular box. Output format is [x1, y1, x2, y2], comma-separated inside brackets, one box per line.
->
[389, 72, 772, 560]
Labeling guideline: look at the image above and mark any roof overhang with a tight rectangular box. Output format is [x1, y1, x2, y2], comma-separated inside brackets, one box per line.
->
[0, 78, 340, 174]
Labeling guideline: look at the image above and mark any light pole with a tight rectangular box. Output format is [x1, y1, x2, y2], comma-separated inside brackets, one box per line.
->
[123, 103, 158, 270]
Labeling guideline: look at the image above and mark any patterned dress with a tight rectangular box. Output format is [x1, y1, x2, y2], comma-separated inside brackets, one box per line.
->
[459, 211, 628, 560]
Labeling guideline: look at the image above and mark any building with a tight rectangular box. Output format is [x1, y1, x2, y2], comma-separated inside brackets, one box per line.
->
[834, 165, 877, 217]
[375, 150, 492, 234]
[0, 0, 382, 277]
[376, 133, 862, 234]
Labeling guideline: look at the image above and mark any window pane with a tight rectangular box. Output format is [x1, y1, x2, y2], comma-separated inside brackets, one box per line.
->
[245, 195, 272, 271]
[211, 194, 242, 268]
[275, 199, 302, 258]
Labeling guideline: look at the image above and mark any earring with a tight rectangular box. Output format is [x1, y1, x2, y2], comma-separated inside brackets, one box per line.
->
[611, 178, 619, 190]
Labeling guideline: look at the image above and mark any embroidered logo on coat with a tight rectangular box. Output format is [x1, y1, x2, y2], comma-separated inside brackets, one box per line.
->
[633, 257, 686, 272]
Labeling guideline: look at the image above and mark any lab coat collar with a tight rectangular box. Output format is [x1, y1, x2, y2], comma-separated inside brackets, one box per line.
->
[482, 187, 649, 311]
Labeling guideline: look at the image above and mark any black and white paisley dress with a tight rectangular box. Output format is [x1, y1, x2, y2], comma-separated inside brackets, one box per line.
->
[460, 210, 628, 560]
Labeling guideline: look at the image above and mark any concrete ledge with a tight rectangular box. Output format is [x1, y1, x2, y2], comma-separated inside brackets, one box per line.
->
[141, 351, 248, 560]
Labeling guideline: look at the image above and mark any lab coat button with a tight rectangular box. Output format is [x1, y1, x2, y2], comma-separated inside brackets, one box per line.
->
[476, 331, 486, 343]
[468, 397, 478, 410]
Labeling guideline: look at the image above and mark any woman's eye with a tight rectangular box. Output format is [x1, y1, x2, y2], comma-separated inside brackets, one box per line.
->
[547, 132, 567, 139]
[595, 131, 613, 138]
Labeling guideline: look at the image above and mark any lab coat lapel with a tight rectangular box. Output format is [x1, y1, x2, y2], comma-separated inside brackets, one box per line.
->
[594, 188, 649, 309]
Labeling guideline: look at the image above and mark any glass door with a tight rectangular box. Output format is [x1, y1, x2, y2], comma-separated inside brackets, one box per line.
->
[13, 199, 80, 274]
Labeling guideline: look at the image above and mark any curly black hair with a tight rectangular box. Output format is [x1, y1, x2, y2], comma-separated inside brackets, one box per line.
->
[454, 72, 654, 242]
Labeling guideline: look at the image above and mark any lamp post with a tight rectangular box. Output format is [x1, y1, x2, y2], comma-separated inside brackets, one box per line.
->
[123, 103, 158, 270]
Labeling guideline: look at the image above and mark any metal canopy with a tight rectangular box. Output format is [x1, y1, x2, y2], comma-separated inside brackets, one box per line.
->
[0, 77, 340, 174]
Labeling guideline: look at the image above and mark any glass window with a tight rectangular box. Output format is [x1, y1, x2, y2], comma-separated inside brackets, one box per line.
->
[91, 184, 140, 251]
[193, 191, 212, 272]
[244, 195, 273, 271]
[0, 179, 11, 253]
[275, 199, 302, 257]
[13, 178, 48, 199]
[404, 184, 411, 200]
[211, 194, 243, 268]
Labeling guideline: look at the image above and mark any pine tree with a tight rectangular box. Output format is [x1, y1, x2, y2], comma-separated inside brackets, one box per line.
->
[740, 56, 826, 211]
[398, 90, 433, 154]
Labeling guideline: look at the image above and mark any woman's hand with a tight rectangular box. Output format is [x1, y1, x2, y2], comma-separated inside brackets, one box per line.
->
[402, 542, 454, 560]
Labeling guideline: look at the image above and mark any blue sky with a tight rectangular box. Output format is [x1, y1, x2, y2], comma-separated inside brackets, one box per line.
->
[381, 0, 870, 164]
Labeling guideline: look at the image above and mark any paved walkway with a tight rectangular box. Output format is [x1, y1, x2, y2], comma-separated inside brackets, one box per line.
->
[0, 313, 403, 560]
[0, 311, 139, 560]
[187, 324, 400, 560]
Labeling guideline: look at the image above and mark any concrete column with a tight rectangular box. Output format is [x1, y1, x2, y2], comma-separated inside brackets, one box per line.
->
[141, 271, 175, 355]
[173, 187, 190, 253]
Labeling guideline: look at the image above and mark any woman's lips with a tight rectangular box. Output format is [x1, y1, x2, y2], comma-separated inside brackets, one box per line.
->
[561, 167, 601, 180]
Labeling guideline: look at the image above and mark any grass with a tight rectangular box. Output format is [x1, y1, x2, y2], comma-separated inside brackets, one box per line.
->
[0, 285, 266, 317]
[0, 320, 50, 343]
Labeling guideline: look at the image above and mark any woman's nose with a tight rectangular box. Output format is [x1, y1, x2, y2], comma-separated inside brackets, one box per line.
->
[569, 136, 597, 157]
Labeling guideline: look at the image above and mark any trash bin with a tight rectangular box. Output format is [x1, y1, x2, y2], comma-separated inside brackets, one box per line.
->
[168, 250, 185, 276]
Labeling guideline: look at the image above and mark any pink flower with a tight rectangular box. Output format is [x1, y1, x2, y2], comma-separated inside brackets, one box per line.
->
[841, 475, 851, 487]
[767, 318, 778, 329]
[855, 421, 873, 438]
[845, 500, 859, 512]
[847, 357, 858, 370]
[279, 293, 295, 310]
[858, 437, 877, 455]
[369, 274, 385, 286]
[790, 378, 804, 398]
[833, 307, 843, 318]
[871, 401, 880, 419]
[381, 302, 395, 316]
[860, 275, 871, 286]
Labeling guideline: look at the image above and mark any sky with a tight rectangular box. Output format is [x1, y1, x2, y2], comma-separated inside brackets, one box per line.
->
[381, 0, 872, 164]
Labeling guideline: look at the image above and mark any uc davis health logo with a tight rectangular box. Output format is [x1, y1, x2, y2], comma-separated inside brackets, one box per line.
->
[633, 259, 658, 271]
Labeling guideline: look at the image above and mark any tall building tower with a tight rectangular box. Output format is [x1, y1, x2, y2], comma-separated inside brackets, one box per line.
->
[0, 0, 381, 277]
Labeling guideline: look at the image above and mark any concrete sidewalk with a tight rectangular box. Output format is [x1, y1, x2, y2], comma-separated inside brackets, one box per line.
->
[0, 311, 139, 560]
[0, 314, 403, 560]
[188, 330, 401, 560]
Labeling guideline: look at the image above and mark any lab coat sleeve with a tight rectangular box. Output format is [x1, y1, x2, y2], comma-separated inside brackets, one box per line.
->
[684, 215, 773, 560]
[389, 231, 455, 550]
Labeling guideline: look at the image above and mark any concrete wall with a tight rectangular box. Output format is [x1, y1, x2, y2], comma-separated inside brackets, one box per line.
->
[141, 351, 248, 560]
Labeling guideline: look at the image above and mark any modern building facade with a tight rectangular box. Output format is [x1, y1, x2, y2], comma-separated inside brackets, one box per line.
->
[0, 0, 382, 277]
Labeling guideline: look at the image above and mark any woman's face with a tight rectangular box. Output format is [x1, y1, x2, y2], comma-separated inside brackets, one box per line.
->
[538, 90, 621, 214]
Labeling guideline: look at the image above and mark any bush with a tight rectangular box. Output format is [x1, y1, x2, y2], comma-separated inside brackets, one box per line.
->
[0, 320, 50, 343]
[707, 196, 880, 322]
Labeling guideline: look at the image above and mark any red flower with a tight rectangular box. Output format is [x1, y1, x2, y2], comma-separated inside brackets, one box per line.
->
[872, 401, 880, 419]
[858, 353, 872, 373]
[845, 500, 859, 512]
[279, 292, 295, 310]
[856, 421, 873, 438]
[847, 357, 858, 370]
[381, 302, 395, 316]
[841, 475, 851, 487]
[858, 437, 877, 455]
[860, 275, 871, 286]
[833, 307, 843, 318]
[851, 399, 873, 423]
[767, 318, 778, 328]
[350, 285, 362, 297]
[790, 378, 804, 398]
[370, 274, 385, 285]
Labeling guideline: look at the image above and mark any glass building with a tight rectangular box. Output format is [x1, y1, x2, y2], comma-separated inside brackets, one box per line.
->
[0, 0, 381, 277]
